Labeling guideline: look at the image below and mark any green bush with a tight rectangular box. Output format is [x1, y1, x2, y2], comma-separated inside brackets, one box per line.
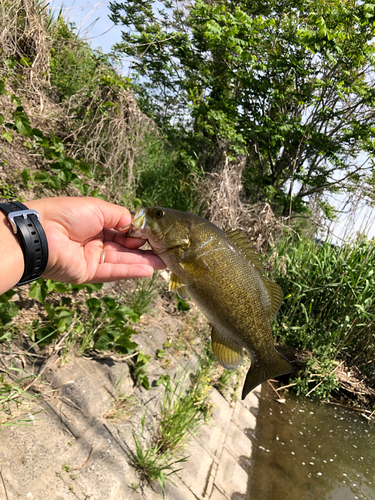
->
[270, 235, 375, 397]
[49, 16, 127, 103]
[135, 140, 201, 213]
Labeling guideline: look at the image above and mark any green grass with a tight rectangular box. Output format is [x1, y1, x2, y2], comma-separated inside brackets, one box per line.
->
[270, 234, 375, 397]
[155, 365, 212, 454]
[0, 366, 38, 428]
[128, 271, 160, 317]
[129, 359, 213, 495]
[130, 416, 187, 497]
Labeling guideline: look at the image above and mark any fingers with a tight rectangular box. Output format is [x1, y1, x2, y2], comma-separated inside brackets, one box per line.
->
[106, 228, 148, 249]
[102, 247, 166, 270]
[91, 263, 157, 282]
[95, 198, 133, 231]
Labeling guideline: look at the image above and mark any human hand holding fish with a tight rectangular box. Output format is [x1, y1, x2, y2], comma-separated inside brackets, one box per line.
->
[122, 206, 293, 400]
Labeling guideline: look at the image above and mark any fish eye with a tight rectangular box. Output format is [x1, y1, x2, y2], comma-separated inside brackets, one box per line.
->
[154, 209, 164, 219]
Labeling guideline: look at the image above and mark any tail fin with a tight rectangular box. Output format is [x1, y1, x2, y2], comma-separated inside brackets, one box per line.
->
[242, 351, 293, 400]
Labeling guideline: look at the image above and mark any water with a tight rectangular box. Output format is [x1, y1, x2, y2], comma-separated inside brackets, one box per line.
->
[249, 385, 375, 500]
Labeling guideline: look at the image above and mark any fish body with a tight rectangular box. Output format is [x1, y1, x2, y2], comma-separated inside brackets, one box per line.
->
[127, 207, 293, 399]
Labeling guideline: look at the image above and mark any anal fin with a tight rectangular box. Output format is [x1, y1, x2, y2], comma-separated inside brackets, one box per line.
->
[211, 327, 244, 370]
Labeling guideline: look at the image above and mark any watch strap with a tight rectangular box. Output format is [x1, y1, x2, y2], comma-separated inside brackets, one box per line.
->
[0, 201, 49, 286]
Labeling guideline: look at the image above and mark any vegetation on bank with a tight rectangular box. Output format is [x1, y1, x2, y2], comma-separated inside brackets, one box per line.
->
[110, 0, 375, 217]
[271, 236, 375, 401]
[0, 0, 374, 467]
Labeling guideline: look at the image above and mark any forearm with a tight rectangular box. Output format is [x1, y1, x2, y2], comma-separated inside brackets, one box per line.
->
[0, 211, 24, 295]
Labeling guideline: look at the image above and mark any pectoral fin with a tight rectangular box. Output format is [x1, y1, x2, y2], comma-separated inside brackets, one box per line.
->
[169, 273, 189, 300]
[180, 250, 210, 277]
[241, 350, 293, 400]
[211, 327, 244, 370]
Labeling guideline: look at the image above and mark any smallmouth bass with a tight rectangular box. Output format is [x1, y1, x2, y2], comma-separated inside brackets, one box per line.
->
[125, 207, 293, 399]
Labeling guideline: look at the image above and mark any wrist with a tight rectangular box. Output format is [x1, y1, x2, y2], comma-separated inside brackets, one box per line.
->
[0, 201, 49, 292]
[0, 211, 24, 294]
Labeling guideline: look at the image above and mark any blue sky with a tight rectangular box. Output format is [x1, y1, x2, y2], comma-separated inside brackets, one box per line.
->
[50, 0, 124, 55]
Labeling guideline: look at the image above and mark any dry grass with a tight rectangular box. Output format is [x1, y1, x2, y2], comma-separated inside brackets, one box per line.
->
[65, 88, 159, 204]
[0, 0, 51, 86]
[0, 0, 157, 206]
[202, 155, 283, 253]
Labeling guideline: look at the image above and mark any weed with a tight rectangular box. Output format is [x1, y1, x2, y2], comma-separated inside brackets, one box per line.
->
[129, 272, 159, 317]
[155, 362, 213, 455]
[0, 366, 38, 428]
[105, 394, 136, 420]
[270, 235, 375, 398]
[133, 352, 151, 390]
[216, 368, 241, 402]
[176, 296, 190, 312]
[25, 279, 140, 356]
[0, 290, 19, 342]
[129, 358, 213, 495]
[129, 412, 187, 498]
[130, 424, 186, 498]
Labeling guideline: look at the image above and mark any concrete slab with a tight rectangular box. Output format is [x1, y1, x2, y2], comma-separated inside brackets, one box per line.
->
[144, 475, 199, 500]
[145, 326, 168, 351]
[240, 389, 259, 412]
[194, 419, 224, 460]
[209, 486, 229, 500]
[215, 447, 248, 497]
[209, 390, 232, 432]
[0, 410, 74, 497]
[178, 440, 215, 499]
[0, 317, 260, 500]
[224, 421, 252, 459]
[232, 400, 256, 432]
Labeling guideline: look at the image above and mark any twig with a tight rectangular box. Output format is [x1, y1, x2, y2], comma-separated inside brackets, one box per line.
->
[0, 350, 48, 359]
[23, 354, 59, 392]
[0, 467, 9, 500]
[267, 379, 281, 397]
[323, 400, 373, 415]
[305, 361, 345, 397]
[70, 445, 93, 471]
[267, 380, 291, 408]
[276, 379, 315, 391]
[276, 382, 298, 391]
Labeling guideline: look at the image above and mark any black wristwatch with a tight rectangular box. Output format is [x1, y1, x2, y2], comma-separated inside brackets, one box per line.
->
[0, 201, 49, 286]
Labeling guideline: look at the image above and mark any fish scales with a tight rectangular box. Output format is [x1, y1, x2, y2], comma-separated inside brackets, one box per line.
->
[126, 207, 293, 399]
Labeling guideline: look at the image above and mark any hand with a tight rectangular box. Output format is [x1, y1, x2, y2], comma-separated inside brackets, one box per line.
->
[27, 197, 165, 283]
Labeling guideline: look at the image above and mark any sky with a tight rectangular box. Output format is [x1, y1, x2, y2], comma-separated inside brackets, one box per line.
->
[49, 1, 375, 244]
[50, 0, 127, 65]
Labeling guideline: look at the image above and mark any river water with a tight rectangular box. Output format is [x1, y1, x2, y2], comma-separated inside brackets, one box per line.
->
[249, 385, 375, 500]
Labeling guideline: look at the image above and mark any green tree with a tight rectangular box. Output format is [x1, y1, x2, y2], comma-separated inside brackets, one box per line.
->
[110, 0, 375, 215]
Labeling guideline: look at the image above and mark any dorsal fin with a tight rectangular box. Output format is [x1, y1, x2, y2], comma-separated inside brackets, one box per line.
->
[226, 229, 283, 320]
[262, 277, 283, 320]
[226, 229, 263, 272]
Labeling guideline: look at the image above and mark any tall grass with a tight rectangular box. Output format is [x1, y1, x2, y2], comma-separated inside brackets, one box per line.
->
[129, 360, 213, 496]
[155, 365, 212, 454]
[270, 235, 375, 383]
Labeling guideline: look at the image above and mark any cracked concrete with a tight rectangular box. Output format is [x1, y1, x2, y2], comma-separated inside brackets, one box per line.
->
[0, 328, 259, 500]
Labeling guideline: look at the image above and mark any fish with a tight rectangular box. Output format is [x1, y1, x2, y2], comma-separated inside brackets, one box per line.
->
[125, 206, 293, 399]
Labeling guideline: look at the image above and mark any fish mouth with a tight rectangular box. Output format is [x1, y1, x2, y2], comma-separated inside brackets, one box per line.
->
[131, 207, 147, 231]
[119, 207, 147, 236]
